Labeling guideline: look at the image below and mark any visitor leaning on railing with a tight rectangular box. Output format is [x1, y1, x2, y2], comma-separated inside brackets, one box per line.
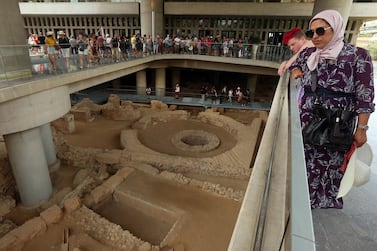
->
[1, 41, 290, 84]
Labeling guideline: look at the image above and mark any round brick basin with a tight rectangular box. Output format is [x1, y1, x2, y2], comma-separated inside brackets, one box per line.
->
[171, 130, 220, 152]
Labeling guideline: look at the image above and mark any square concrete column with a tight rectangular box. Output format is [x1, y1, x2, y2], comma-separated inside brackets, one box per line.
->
[155, 68, 166, 96]
[312, 0, 352, 25]
[136, 70, 147, 95]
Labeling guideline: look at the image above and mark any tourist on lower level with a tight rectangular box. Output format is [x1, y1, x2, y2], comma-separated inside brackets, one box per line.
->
[175, 82, 180, 99]
[210, 86, 218, 104]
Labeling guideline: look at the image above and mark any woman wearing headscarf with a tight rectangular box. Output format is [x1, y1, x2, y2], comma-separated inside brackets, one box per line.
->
[290, 10, 375, 209]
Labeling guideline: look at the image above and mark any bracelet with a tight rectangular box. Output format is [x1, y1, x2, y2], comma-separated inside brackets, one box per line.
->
[357, 124, 369, 130]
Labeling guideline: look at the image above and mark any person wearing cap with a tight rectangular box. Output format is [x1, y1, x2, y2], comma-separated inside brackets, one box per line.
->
[278, 27, 313, 76]
[44, 31, 58, 72]
[289, 10, 375, 209]
[57, 31, 71, 71]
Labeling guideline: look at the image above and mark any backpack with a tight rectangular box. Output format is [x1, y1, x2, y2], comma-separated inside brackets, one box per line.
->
[59, 37, 70, 49]
[111, 38, 119, 48]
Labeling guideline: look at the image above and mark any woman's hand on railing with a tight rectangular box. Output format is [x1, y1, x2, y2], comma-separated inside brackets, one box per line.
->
[290, 67, 303, 79]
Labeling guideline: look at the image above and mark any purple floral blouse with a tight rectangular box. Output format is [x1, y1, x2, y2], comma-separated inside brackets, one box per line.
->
[290, 43, 375, 209]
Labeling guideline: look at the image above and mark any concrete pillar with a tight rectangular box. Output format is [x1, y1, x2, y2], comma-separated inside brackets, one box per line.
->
[247, 75, 258, 102]
[140, 0, 152, 37]
[312, 0, 353, 26]
[0, 0, 32, 81]
[171, 70, 181, 87]
[140, 0, 164, 39]
[155, 68, 166, 96]
[4, 128, 53, 207]
[153, 0, 164, 38]
[136, 70, 147, 95]
[40, 123, 59, 171]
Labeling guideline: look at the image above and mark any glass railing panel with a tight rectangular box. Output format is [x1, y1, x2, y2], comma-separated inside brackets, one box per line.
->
[1, 43, 288, 87]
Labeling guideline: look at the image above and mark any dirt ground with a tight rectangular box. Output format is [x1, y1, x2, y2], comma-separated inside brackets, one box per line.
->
[2, 107, 263, 251]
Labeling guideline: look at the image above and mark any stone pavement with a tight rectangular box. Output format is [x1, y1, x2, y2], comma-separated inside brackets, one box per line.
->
[313, 109, 377, 251]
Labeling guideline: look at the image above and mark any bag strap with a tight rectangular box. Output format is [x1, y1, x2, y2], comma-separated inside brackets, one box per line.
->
[310, 69, 317, 92]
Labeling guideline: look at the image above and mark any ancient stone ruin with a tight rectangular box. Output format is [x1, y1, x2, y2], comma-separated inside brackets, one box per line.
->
[0, 95, 267, 251]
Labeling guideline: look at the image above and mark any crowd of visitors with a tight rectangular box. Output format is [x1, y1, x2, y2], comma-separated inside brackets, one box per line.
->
[27, 30, 260, 104]
[198, 84, 251, 105]
[28, 30, 261, 67]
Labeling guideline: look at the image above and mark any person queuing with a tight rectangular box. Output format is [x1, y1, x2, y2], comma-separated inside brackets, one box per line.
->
[44, 31, 58, 72]
[57, 31, 71, 71]
[77, 32, 89, 69]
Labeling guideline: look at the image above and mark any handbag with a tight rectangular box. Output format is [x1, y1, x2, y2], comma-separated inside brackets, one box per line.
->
[302, 70, 356, 151]
[302, 105, 355, 151]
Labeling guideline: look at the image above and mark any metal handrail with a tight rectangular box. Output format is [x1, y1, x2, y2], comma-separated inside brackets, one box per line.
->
[253, 94, 285, 251]
[227, 72, 314, 251]
[289, 78, 316, 251]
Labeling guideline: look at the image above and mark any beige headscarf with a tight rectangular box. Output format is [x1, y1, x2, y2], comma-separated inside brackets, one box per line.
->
[306, 10, 345, 71]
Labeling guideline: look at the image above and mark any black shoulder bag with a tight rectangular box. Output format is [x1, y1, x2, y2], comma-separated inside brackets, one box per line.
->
[302, 70, 356, 151]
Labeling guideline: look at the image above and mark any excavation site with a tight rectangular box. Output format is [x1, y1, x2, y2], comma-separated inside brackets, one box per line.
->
[0, 95, 268, 251]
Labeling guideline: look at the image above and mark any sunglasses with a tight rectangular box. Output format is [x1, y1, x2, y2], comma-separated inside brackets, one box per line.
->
[305, 26, 332, 38]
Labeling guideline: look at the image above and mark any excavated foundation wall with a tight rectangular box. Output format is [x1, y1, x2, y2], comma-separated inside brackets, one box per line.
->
[0, 96, 265, 250]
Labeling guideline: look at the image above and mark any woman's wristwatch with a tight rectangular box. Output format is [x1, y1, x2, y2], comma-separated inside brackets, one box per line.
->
[357, 124, 369, 130]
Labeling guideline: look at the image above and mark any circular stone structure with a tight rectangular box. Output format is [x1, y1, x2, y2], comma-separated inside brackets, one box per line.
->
[171, 130, 220, 152]
[137, 119, 237, 158]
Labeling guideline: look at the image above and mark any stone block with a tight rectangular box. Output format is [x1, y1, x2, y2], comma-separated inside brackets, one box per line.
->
[72, 169, 91, 187]
[116, 167, 134, 179]
[102, 174, 124, 191]
[63, 196, 81, 214]
[159, 171, 176, 181]
[40, 204, 63, 225]
[0, 195, 16, 217]
[150, 100, 168, 110]
[90, 185, 111, 204]
[10, 217, 47, 243]
[82, 194, 95, 208]
[71, 108, 93, 122]
[97, 166, 110, 180]
[64, 113, 75, 133]
[134, 163, 159, 176]
[96, 150, 122, 165]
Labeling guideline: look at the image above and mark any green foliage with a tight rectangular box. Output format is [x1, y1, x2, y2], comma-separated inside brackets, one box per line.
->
[366, 43, 377, 60]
